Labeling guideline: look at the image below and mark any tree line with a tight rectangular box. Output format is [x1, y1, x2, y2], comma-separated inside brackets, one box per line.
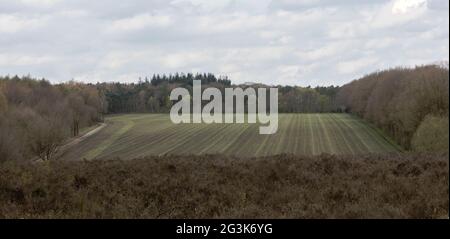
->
[98, 73, 339, 114]
[336, 65, 449, 151]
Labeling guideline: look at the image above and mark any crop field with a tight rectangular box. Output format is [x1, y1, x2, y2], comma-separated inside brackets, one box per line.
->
[60, 114, 401, 160]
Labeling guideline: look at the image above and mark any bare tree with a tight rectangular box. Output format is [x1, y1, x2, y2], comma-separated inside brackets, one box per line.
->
[26, 113, 67, 161]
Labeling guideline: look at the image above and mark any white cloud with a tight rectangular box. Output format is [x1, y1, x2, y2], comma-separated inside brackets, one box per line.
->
[107, 13, 173, 32]
[369, 0, 428, 28]
[392, 0, 428, 14]
[337, 57, 379, 74]
[20, 0, 60, 7]
[97, 52, 137, 70]
[298, 41, 354, 61]
[278, 65, 299, 77]
[193, 13, 267, 34]
[0, 0, 447, 86]
[161, 51, 212, 68]
[0, 53, 55, 66]
[364, 37, 395, 49]
[0, 14, 47, 33]
[170, 0, 232, 12]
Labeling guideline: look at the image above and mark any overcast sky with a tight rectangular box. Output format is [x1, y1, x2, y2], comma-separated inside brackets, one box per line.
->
[0, 0, 448, 86]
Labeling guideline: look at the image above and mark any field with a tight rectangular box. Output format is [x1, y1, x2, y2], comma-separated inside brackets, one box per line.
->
[60, 114, 400, 160]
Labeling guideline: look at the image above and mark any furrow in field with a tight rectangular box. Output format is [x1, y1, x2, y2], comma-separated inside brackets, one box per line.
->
[351, 116, 399, 152]
[61, 113, 401, 159]
[223, 123, 258, 156]
[268, 114, 290, 155]
[219, 124, 254, 155]
[284, 114, 297, 154]
[104, 120, 195, 158]
[293, 114, 302, 154]
[342, 116, 370, 154]
[351, 118, 385, 153]
[239, 123, 271, 156]
[313, 114, 327, 154]
[341, 115, 377, 153]
[347, 116, 382, 153]
[58, 121, 117, 160]
[254, 129, 272, 156]
[337, 115, 373, 153]
[275, 114, 289, 154]
[299, 114, 308, 155]
[82, 119, 135, 160]
[162, 123, 224, 155]
[107, 116, 173, 149]
[329, 114, 356, 154]
[94, 114, 170, 157]
[327, 114, 352, 154]
[152, 123, 206, 156]
[197, 124, 233, 154]
[307, 114, 316, 155]
[318, 114, 337, 154]
[100, 117, 184, 158]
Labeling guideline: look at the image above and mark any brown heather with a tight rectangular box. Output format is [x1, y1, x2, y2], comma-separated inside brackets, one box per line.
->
[0, 153, 448, 219]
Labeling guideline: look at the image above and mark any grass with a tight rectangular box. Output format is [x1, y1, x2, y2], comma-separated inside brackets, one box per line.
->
[0, 153, 447, 218]
[60, 114, 401, 160]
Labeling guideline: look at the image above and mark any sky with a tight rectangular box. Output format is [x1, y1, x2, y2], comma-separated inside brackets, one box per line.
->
[0, 0, 448, 86]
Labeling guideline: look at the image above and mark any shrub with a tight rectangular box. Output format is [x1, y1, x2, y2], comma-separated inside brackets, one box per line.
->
[412, 115, 449, 153]
[0, 153, 448, 219]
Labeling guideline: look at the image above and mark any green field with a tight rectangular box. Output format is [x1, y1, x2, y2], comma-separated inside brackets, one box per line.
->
[60, 114, 401, 160]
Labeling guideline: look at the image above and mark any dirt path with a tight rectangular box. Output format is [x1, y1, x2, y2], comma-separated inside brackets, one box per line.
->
[82, 120, 134, 160]
[56, 123, 107, 157]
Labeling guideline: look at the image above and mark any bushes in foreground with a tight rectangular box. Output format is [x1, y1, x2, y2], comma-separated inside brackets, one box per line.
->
[0, 153, 448, 219]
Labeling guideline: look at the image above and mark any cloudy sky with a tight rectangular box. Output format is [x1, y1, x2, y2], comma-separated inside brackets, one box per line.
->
[0, 0, 448, 86]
